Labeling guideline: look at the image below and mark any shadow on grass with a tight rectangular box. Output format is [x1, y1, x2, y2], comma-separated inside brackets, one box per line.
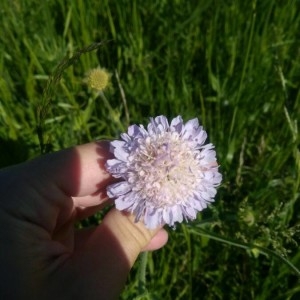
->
[0, 138, 30, 168]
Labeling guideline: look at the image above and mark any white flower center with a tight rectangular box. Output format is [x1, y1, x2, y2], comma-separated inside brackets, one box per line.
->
[127, 132, 202, 207]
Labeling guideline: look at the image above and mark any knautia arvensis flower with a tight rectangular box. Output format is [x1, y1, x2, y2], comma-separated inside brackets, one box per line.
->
[106, 115, 222, 229]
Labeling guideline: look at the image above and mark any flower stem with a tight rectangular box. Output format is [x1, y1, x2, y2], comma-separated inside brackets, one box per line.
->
[190, 226, 300, 278]
[138, 251, 148, 295]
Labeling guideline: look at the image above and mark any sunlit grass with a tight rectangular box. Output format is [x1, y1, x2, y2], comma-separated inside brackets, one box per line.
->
[0, 0, 299, 299]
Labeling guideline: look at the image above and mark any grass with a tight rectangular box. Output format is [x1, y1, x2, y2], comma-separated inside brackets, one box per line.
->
[1, 0, 300, 299]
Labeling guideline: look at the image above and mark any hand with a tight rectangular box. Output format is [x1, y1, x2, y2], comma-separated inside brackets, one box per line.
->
[0, 142, 168, 299]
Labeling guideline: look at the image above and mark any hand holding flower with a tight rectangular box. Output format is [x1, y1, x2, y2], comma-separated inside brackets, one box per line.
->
[0, 142, 168, 299]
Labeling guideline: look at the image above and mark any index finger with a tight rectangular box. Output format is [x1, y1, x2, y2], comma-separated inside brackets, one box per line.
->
[33, 141, 114, 198]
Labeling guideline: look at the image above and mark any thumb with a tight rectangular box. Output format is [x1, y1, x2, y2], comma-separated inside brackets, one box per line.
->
[70, 208, 167, 299]
[102, 209, 167, 263]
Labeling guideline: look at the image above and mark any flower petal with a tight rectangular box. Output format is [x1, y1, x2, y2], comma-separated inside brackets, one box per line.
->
[170, 115, 183, 133]
[105, 159, 127, 177]
[107, 181, 131, 197]
[115, 194, 135, 210]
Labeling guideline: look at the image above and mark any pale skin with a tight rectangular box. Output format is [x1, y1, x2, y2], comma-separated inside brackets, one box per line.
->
[0, 141, 168, 299]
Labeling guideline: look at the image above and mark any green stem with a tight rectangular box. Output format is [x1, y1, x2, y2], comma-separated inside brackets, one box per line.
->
[137, 251, 150, 299]
[189, 227, 300, 278]
[139, 251, 148, 289]
[98, 91, 125, 131]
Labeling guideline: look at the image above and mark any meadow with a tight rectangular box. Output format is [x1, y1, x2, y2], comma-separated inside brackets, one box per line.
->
[0, 0, 299, 299]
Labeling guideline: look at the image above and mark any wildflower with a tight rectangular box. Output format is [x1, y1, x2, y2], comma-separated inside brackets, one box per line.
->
[87, 68, 110, 91]
[106, 115, 222, 229]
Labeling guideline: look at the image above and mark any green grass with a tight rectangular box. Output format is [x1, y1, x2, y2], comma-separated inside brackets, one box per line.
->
[1, 0, 300, 299]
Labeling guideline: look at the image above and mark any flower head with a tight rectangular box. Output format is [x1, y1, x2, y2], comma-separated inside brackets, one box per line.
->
[87, 68, 110, 91]
[106, 115, 222, 229]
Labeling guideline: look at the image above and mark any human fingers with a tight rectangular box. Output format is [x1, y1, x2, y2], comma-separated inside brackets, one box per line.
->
[0, 141, 114, 246]
[0, 141, 113, 205]
[74, 198, 113, 221]
[142, 228, 168, 251]
[69, 209, 168, 299]
[33, 141, 114, 198]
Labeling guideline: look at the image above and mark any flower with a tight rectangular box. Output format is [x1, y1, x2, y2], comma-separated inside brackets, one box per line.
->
[106, 115, 222, 229]
[87, 68, 110, 91]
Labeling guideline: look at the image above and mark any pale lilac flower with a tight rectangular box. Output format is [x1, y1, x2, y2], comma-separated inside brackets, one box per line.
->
[106, 115, 222, 229]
